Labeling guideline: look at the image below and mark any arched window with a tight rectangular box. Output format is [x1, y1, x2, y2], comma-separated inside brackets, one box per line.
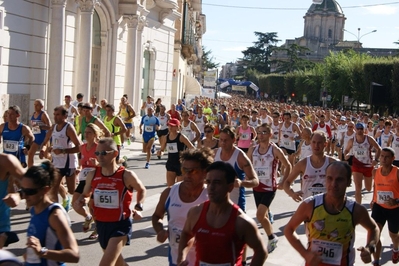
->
[328, 29, 332, 39]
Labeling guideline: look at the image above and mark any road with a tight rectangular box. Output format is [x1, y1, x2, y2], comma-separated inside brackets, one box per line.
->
[5, 139, 395, 265]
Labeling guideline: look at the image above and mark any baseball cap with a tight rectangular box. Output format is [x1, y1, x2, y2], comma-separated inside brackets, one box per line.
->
[168, 118, 180, 127]
[340, 117, 346, 121]
[355, 123, 364, 129]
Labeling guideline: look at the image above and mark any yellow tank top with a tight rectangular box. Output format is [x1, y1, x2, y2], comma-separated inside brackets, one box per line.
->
[373, 167, 399, 209]
[120, 105, 133, 123]
[104, 116, 121, 145]
[306, 194, 355, 266]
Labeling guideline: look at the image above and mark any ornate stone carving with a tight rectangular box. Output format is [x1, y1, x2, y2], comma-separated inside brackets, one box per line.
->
[159, 8, 172, 23]
[124, 15, 139, 28]
[137, 16, 147, 31]
[76, 0, 100, 12]
[51, 0, 67, 6]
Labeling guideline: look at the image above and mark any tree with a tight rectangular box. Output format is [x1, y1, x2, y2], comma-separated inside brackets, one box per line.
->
[201, 46, 219, 70]
[240, 32, 280, 74]
[274, 44, 315, 73]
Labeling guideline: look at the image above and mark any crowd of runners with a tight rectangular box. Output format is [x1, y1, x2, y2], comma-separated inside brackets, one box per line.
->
[1, 92, 399, 266]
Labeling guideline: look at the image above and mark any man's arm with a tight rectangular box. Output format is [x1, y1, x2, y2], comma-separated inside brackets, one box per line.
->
[343, 138, 354, 159]
[151, 188, 171, 243]
[283, 158, 306, 202]
[237, 151, 259, 188]
[113, 116, 127, 137]
[237, 213, 267, 265]
[40, 111, 52, 131]
[190, 122, 201, 144]
[177, 205, 202, 265]
[94, 118, 111, 137]
[60, 125, 82, 155]
[127, 104, 136, 120]
[353, 203, 379, 264]
[284, 199, 322, 265]
[368, 136, 381, 166]
[274, 146, 292, 188]
[124, 170, 146, 208]
[22, 125, 35, 147]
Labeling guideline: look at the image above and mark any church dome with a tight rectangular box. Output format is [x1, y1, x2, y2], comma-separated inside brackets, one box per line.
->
[308, 0, 343, 14]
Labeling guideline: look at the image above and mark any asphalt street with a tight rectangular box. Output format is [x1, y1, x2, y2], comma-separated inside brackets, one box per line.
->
[5, 137, 396, 265]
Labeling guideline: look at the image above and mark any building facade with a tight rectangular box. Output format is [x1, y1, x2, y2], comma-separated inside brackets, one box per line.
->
[0, 0, 204, 123]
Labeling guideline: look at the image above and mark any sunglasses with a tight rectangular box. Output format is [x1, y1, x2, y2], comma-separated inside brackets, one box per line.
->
[94, 150, 115, 156]
[19, 187, 41, 196]
[204, 130, 213, 133]
[181, 167, 202, 175]
[257, 131, 269, 135]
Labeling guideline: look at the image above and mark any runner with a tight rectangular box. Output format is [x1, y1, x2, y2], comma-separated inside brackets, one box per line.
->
[118, 96, 136, 146]
[139, 107, 160, 169]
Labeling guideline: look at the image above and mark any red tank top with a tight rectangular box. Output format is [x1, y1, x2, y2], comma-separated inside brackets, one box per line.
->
[91, 166, 132, 222]
[80, 143, 97, 168]
[192, 201, 244, 266]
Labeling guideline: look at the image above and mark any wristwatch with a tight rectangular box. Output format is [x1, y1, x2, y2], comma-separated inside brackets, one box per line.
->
[134, 203, 143, 211]
[366, 243, 376, 254]
[40, 247, 48, 256]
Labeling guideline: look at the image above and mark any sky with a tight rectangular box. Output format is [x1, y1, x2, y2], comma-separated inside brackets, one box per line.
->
[201, 0, 399, 66]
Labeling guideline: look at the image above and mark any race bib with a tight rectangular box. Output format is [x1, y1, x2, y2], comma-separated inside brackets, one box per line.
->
[32, 126, 41, 134]
[93, 189, 119, 209]
[356, 149, 367, 159]
[199, 262, 230, 266]
[308, 185, 326, 196]
[311, 239, 343, 265]
[4, 140, 19, 152]
[170, 227, 182, 247]
[145, 125, 154, 132]
[256, 167, 272, 187]
[377, 191, 394, 204]
[167, 142, 178, 153]
[241, 133, 250, 140]
[78, 167, 95, 181]
[231, 121, 237, 127]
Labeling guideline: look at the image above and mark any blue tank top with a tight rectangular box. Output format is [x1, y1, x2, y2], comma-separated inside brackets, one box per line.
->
[30, 111, 47, 144]
[26, 203, 69, 266]
[2, 123, 24, 158]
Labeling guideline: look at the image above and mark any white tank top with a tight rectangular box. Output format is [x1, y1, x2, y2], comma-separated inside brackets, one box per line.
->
[252, 144, 278, 191]
[66, 105, 75, 124]
[302, 156, 329, 199]
[249, 118, 259, 128]
[260, 115, 272, 125]
[51, 123, 78, 169]
[380, 131, 393, 148]
[194, 115, 205, 133]
[392, 134, 399, 159]
[271, 122, 280, 144]
[299, 141, 312, 160]
[157, 113, 168, 130]
[343, 131, 355, 154]
[166, 182, 208, 265]
[92, 104, 100, 117]
[280, 123, 295, 150]
[336, 124, 347, 141]
[352, 136, 372, 165]
[180, 121, 195, 142]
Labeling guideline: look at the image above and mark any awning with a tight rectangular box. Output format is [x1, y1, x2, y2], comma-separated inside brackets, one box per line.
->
[185, 76, 201, 96]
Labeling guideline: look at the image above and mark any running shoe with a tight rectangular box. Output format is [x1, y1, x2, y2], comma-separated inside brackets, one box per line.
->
[89, 228, 98, 240]
[82, 216, 94, 233]
[151, 144, 156, 154]
[127, 138, 131, 145]
[267, 237, 278, 253]
[393, 249, 399, 264]
[373, 261, 381, 266]
[62, 196, 71, 212]
[131, 136, 136, 142]
[145, 162, 150, 169]
[268, 211, 274, 224]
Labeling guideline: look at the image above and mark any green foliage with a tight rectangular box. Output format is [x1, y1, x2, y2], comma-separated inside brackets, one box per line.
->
[274, 44, 315, 73]
[241, 32, 280, 74]
[201, 46, 219, 70]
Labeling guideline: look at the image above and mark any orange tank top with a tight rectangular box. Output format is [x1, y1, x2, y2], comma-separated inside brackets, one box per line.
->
[373, 167, 399, 209]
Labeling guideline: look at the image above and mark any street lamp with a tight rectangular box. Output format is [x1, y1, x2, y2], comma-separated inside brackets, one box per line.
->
[343, 28, 377, 48]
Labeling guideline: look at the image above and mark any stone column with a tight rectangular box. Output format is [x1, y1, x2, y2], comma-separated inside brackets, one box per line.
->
[76, 0, 98, 101]
[47, 0, 67, 114]
[123, 15, 139, 103]
[133, 17, 146, 112]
